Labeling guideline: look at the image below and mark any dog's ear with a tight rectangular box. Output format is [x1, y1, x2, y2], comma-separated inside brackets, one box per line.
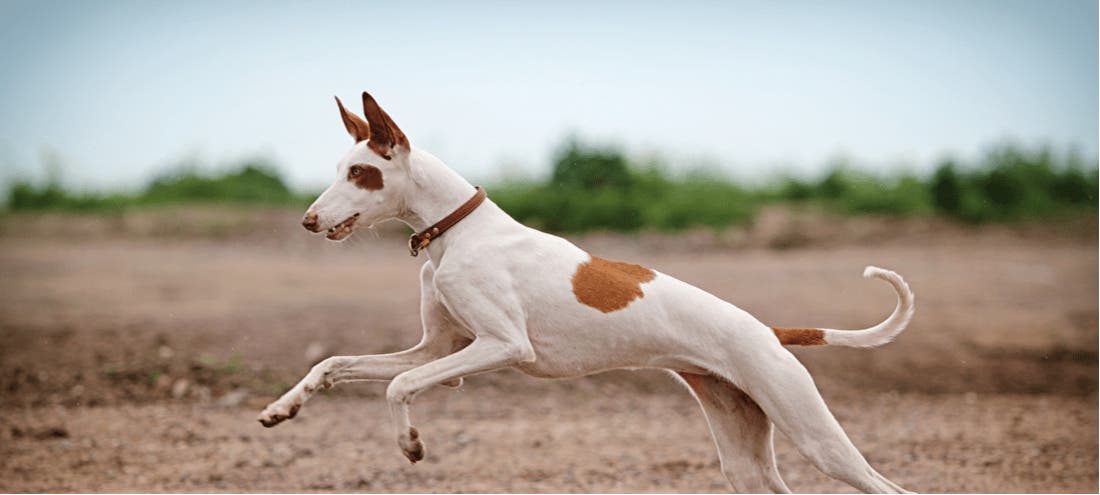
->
[335, 96, 370, 143]
[361, 91, 410, 160]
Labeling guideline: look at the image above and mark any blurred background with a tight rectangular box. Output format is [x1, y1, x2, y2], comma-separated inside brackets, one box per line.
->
[1, 0, 1096, 492]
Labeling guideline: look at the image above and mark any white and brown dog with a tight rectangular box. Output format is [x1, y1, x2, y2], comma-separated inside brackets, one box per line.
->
[258, 91, 916, 493]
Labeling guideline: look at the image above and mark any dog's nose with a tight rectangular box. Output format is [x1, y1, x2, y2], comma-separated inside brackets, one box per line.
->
[301, 212, 320, 232]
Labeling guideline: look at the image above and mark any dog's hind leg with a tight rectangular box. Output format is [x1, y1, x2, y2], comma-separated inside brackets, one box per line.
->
[734, 349, 912, 494]
[676, 372, 790, 494]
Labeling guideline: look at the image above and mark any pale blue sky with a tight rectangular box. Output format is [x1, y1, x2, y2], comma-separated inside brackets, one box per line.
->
[0, 0, 1096, 191]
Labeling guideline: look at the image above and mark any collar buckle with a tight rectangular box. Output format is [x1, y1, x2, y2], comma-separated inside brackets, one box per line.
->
[408, 187, 485, 257]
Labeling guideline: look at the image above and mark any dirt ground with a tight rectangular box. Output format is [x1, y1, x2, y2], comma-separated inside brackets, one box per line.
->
[0, 208, 1097, 493]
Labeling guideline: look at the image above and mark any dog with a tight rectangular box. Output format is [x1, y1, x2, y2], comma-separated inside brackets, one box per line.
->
[258, 91, 916, 493]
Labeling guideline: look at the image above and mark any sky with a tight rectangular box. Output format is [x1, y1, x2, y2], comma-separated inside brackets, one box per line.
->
[0, 0, 1096, 191]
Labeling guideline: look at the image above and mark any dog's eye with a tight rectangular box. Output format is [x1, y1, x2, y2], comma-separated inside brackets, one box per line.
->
[349, 166, 362, 177]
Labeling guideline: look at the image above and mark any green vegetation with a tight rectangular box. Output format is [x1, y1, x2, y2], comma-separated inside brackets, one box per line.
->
[5, 140, 1096, 232]
[5, 159, 315, 212]
[195, 353, 244, 375]
[767, 146, 1098, 223]
[492, 139, 756, 232]
[493, 139, 1097, 231]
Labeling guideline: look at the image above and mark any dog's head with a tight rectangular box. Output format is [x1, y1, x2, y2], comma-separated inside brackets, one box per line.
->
[301, 92, 413, 241]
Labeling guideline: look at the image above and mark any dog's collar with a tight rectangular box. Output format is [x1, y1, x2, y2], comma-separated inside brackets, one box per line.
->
[408, 186, 487, 257]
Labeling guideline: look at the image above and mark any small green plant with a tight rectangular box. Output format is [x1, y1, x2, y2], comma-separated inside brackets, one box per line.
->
[194, 353, 243, 375]
[221, 354, 243, 375]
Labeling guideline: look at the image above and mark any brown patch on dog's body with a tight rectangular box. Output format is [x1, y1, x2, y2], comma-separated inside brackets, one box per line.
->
[771, 327, 827, 346]
[349, 165, 384, 190]
[572, 256, 656, 313]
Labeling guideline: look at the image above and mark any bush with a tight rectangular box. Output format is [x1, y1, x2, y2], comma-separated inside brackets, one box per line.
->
[7, 180, 68, 210]
[5, 140, 1096, 231]
[550, 138, 634, 191]
[643, 174, 755, 230]
[6, 159, 298, 212]
[944, 144, 1099, 222]
[493, 140, 1098, 232]
[931, 161, 962, 215]
[492, 140, 758, 233]
[142, 162, 293, 204]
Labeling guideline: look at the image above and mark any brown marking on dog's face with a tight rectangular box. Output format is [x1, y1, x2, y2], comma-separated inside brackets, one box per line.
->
[571, 255, 656, 313]
[348, 164, 384, 190]
[771, 327, 826, 346]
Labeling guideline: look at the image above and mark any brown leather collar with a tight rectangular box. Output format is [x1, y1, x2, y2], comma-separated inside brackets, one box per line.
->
[408, 186, 487, 257]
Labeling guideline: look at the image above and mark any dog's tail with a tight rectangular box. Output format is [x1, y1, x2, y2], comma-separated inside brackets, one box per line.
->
[771, 266, 915, 348]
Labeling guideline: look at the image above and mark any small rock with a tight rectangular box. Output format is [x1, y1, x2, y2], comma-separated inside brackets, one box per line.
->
[193, 385, 212, 402]
[216, 389, 249, 408]
[304, 341, 328, 365]
[158, 345, 175, 360]
[171, 379, 190, 399]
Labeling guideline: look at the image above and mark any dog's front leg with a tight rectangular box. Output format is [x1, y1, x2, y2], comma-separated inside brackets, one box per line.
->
[386, 336, 532, 462]
[259, 262, 468, 428]
[258, 347, 440, 427]
[385, 269, 535, 462]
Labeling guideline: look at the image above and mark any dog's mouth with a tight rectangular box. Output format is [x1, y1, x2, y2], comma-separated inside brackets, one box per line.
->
[325, 213, 360, 241]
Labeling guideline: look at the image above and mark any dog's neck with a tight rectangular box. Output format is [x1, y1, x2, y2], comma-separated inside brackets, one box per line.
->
[396, 149, 494, 259]
[398, 149, 479, 232]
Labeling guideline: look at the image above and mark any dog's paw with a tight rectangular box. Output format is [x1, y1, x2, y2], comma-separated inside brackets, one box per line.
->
[398, 426, 425, 463]
[257, 401, 301, 428]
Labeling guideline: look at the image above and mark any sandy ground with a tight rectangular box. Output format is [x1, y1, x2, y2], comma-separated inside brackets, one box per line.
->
[0, 209, 1096, 493]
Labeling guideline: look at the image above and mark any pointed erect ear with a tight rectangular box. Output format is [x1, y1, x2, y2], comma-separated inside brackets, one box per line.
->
[361, 91, 410, 160]
[335, 96, 370, 143]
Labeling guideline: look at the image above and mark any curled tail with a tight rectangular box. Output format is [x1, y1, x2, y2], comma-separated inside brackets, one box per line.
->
[772, 266, 915, 348]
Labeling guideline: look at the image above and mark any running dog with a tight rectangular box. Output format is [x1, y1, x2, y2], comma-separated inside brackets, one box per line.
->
[258, 91, 916, 493]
